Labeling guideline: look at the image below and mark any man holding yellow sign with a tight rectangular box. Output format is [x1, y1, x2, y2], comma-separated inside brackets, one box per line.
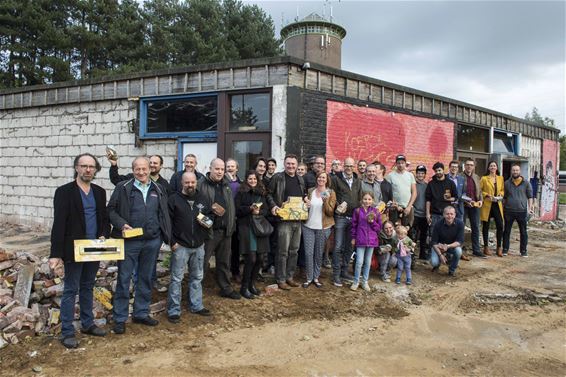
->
[49, 153, 110, 349]
[107, 156, 171, 335]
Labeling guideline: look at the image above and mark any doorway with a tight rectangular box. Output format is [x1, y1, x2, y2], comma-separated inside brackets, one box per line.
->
[224, 133, 271, 176]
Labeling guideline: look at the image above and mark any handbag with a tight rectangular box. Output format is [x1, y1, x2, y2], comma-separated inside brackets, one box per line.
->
[251, 215, 273, 237]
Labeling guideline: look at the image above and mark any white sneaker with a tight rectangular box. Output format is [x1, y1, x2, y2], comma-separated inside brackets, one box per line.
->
[350, 283, 359, 291]
[362, 282, 371, 292]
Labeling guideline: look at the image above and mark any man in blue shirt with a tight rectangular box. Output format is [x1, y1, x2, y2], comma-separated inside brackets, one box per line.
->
[430, 206, 464, 276]
[108, 157, 171, 334]
[50, 153, 110, 348]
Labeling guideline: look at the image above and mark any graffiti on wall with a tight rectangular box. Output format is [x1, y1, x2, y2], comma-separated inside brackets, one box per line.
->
[326, 101, 454, 172]
[539, 139, 558, 220]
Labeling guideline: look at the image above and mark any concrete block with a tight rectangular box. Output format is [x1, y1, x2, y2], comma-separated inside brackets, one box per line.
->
[13, 264, 34, 307]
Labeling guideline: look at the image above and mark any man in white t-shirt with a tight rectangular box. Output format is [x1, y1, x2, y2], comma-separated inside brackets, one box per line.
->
[386, 154, 417, 227]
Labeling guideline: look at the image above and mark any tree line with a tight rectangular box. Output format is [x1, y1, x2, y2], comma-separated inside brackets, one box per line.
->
[0, 0, 282, 89]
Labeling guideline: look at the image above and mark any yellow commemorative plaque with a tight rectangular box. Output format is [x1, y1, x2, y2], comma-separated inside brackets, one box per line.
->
[74, 239, 125, 262]
[276, 196, 308, 221]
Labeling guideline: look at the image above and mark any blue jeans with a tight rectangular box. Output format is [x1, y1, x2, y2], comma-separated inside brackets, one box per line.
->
[396, 254, 412, 281]
[60, 261, 99, 337]
[353, 247, 374, 284]
[333, 216, 353, 280]
[113, 237, 161, 323]
[377, 250, 397, 279]
[463, 206, 481, 254]
[503, 211, 528, 254]
[167, 244, 205, 316]
[430, 246, 462, 273]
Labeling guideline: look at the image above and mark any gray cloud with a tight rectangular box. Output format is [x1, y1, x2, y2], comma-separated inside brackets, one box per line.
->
[251, 0, 565, 133]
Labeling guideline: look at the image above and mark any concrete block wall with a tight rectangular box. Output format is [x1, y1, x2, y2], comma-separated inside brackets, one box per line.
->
[0, 99, 177, 228]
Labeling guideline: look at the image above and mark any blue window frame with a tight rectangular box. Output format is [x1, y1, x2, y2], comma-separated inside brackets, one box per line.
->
[139, 93, 218, 139]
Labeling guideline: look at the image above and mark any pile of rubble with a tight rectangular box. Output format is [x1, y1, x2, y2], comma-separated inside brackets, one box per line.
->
[0, 248, 169, 349]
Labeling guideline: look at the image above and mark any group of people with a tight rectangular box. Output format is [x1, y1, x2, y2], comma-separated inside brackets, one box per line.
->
[49, 151, 534, 348]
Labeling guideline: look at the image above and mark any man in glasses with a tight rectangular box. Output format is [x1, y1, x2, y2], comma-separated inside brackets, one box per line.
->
[50, 153, 110, 348]
[304, 155, 326, 190]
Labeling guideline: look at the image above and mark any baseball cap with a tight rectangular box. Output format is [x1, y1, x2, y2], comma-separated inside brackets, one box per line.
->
[416, 165, 427, 173]
[395, 154, 406, 162]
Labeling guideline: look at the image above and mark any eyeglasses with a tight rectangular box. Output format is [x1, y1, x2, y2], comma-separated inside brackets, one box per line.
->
[79, 165, 97, 170]
[344, 165, 354, 168]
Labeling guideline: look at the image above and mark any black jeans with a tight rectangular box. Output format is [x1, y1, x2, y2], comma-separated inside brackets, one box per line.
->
[412, 216, 429, 259]
[482, 204, 503, 248]
[204, 229, 233, 294]
[503, 211, 528, 253]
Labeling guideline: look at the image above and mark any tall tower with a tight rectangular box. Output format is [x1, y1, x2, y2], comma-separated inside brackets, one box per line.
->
[281, 13, 347, 70]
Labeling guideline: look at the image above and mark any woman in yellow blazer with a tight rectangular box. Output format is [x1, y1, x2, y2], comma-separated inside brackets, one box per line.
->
[480, 161, 504, 257]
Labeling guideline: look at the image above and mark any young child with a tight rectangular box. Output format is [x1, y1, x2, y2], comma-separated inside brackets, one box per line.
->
[395, 225, 415, 285]
[350, 192, 382, 292]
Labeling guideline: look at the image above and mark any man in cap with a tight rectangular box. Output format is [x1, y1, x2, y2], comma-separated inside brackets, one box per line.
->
[386, 154, 417, 227]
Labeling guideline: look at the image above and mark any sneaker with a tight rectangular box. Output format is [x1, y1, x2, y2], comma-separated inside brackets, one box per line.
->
[448, 270, 456, 277]
[395, 278, 401, 284]
[350, 283, 359, 291]
[521, 252, 528, 258]
[61, 336, 78, 349]
[192, 308, 211, 316]
[80, 325, 106, 337]
[406, 279, 412, 285]
[473, 252, 488, 259]
[333, 278, 343, 287]
[302, 281, 312, 288]
[113, 322, 126, 335]
[323, 259, 332, 269]
[382, 276, 391, 283]
[361, 282, 371, 292]
[502, 250, 509, 256]
[168, 315, 180, 324]
[313, 280, 323, 288]
[133, 316, 159, 326]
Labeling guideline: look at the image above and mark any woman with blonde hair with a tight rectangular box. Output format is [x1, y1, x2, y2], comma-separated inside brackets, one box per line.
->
[480, 161, 504, 257]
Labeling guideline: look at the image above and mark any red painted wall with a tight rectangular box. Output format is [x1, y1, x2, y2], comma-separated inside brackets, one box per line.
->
[326, 101, 455, 173]
[539, 139, 559, 220]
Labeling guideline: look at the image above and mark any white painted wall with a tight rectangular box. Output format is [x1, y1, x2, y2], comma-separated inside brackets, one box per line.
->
[271, 85, 287, 166]
[0, 99, 177, 227]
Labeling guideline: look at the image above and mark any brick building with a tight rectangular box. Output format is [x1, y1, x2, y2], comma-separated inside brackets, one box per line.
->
[0, 16, 561, 227]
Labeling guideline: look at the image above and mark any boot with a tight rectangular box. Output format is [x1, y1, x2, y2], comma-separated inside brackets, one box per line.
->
[249, 283, 261, 296]
[496, 247, 503, 257]
[240, 286, 255, 299]
[483, 246, 492, 256]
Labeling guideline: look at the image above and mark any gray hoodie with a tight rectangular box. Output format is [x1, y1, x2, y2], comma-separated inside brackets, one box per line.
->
[503, 176, 533, 213]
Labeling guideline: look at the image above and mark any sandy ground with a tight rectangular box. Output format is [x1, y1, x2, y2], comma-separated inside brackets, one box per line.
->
[0, 223, 564, 377]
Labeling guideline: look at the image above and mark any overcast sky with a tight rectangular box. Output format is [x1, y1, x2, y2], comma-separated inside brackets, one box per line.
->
[248, 0, 565, 134]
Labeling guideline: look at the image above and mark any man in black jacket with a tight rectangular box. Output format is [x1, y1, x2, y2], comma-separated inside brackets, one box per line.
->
[425, 162, 458, 230]
[303, 155, 326, 190]
[199, 158, 239, 299]
[167, 172, 213, 323]
[268, 154, 306, 290]
[170, 153, 205, 193]
[331, 157, 362, 287]
[50, 153, 110, 348]
[108, 157, 171, 334]
[108, 153, 171, 195]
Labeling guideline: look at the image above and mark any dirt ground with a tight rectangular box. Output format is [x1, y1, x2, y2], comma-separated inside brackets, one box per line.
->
[0, 223, 565, 377]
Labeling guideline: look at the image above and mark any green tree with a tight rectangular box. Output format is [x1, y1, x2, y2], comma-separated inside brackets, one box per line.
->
[524, 107, 556, 128]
